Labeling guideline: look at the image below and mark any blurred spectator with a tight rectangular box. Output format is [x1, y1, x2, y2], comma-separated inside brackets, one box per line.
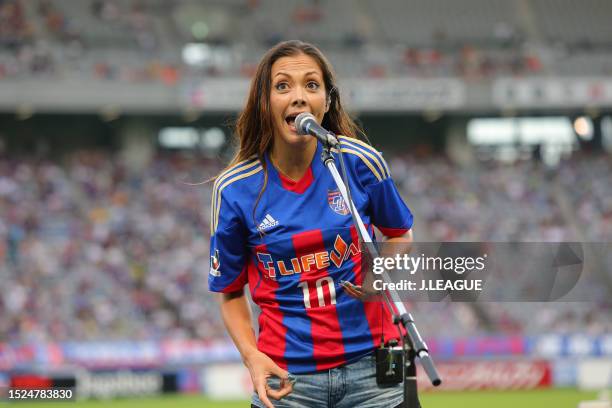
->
[0, 0, 31, 52]
[91, 0, 119, 21]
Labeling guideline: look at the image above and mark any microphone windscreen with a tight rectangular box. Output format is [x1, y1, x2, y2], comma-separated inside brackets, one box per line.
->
[295, 112, 315, 135]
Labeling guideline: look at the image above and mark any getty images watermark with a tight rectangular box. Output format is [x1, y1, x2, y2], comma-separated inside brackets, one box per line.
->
[372, 253, 487, 292]
[361, 242, 611, 302]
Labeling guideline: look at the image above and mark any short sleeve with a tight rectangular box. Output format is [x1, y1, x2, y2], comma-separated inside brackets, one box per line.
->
[366, 177, 413, 237]
[338, 136, 413, 237]
[208, 191, 249, 293]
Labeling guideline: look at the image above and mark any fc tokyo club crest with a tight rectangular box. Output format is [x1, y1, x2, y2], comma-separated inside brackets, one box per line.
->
[328, 190, 349, 216]
[210, 249, 221, 277]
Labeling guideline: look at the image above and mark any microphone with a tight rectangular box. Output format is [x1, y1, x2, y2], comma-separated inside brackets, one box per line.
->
[295, 113, 339, 147]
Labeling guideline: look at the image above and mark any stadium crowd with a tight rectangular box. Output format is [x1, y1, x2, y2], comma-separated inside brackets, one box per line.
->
[1, 0, 610, 82]
[390, 153, 611, 336]
[0, 151, 222, 343]
[0, 148, 610, 344]
[558, 154, 612, 241]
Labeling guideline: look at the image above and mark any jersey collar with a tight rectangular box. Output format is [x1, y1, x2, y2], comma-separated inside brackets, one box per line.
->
[265, 141, 323, 194]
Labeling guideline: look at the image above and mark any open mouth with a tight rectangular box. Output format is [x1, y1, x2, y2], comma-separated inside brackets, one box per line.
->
[285, 112, 310, 133]
[285, 113, 298, 131]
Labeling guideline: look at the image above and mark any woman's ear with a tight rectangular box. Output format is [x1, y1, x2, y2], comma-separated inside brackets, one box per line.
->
[325, 86, 336, 113]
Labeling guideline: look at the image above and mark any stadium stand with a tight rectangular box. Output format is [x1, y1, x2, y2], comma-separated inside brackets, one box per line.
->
[1, 0, 611, 82]
[0, 151, 221, 342]
[531, 0, 612, 46]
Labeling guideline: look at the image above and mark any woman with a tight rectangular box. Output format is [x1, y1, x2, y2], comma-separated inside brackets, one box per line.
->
[209, 40, 413, 408]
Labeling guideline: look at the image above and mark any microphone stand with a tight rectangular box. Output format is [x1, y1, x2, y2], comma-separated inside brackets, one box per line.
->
[320, 140, 441, 407]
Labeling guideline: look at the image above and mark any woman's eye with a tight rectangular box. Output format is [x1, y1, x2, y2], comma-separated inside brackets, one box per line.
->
[306, 81, 319, 90]
[275, 82, 288, 91]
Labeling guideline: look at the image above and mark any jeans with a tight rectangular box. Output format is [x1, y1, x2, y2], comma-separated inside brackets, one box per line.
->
[251, 353, 403, 408]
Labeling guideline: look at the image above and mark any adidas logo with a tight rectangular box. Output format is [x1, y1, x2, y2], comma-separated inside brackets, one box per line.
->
[258, 214, 279, 231]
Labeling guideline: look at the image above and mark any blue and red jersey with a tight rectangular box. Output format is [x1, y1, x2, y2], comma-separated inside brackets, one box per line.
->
[208, 136, 413, 374]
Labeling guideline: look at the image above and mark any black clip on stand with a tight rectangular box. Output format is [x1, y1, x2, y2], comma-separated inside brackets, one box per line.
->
[320, 138, 442, 407]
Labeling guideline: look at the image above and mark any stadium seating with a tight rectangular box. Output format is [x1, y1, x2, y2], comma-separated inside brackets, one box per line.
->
[1, 0, 611, 82]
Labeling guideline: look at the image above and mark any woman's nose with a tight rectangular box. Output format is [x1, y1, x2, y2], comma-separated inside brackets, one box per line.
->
[290, 87, 306, 106]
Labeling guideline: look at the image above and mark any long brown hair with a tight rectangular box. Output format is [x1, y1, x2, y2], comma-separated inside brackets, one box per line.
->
[216, 40, 364, 229]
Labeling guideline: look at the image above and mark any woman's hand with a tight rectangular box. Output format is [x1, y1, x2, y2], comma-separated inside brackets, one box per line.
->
[245, 349, 294, 408]
[341, 280, 377, 301]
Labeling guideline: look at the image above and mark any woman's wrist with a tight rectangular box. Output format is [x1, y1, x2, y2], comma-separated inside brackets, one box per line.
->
[242, 346, 261, 364]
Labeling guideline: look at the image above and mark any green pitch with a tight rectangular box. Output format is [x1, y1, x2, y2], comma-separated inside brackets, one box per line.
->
[6, 389, 601, 408]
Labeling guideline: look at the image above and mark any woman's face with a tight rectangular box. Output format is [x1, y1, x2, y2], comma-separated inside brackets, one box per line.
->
[269, 53, 328, 148]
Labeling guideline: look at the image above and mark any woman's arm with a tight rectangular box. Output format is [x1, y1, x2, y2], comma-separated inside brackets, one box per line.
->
[382, 228, 413, 255]
[217, 290, 293, 408]
[383, 228, 413, 244]
[217, 289, 258, 358]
